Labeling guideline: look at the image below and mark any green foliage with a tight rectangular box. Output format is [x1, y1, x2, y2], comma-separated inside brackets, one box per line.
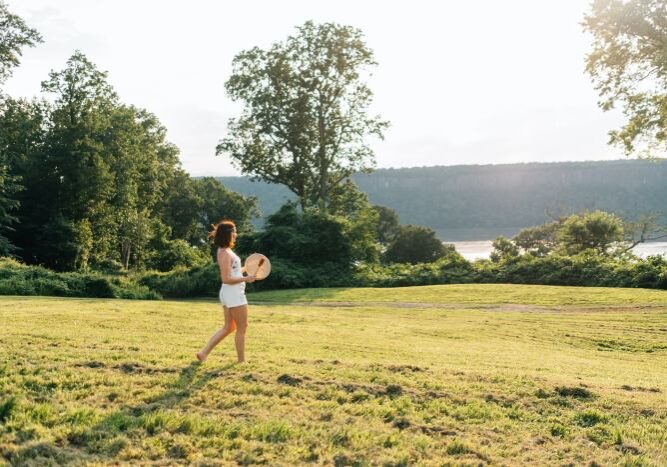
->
[383, 225, 448, 264]
[0, 97, 48, 257]
[557, 211, 624, 255]
[0, 52, 260, 272]
[4, 247, 667, 300]
[512, 220, 561, 256]
[138, 263, 219, 298]
[193, 177, 259, 235]
[490, 236, 520, 263]
[0, 0, 43, 255]
[73, 218, 93, 270]
[373, 205, 400, 245]
[0, 1, 42, 85]
[584, 0, 667, 156]
[253, 258, 352, 290]
[493, 210, 638, 261]
[248, 203, 354, 266]
[7, 52, 182, 270]
[355, 252, 475, 288]
[477, 252, 667, 289]
[217, 21, 389, 211]
[161, 174, 258, 248]
[0, 162, 19, 255]
[328, 180, 381, 263]
[146, 238, 209, 273]
[244, 195, 380, 270]
[0, 257, 159, 299]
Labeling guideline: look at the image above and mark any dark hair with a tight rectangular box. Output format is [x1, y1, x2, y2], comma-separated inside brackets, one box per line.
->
[208, 220, 236, 248]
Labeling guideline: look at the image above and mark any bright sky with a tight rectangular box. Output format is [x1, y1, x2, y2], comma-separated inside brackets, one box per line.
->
[5, 0, 627, 176]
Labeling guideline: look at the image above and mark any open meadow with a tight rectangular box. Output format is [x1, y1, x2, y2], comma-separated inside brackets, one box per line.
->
[1, 284, 667, 466]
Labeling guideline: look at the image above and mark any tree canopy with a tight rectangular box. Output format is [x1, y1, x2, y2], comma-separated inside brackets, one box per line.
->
[383, 225, 448, 265]
[584, 0, 667, 156]
[490, 210, 646, 262]
[217, 21, 389, 211]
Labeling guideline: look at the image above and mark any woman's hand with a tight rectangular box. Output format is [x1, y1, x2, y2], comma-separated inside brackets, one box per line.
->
[245, 275, 257, 283]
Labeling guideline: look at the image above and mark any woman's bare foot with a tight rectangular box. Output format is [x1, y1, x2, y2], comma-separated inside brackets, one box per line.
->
[196, 351, 208, 362]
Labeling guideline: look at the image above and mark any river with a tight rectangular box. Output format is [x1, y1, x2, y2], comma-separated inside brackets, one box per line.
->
[449, 241, 667, 261]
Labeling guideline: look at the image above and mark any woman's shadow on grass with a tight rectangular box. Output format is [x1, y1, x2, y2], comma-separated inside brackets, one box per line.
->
[141, 360, 238, 411]
[14, 361, 240, 463]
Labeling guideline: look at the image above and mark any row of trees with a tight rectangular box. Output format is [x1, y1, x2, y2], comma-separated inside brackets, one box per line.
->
[0, 2, 257, 271]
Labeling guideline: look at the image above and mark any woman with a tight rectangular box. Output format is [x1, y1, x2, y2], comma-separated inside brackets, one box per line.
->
[197, 220, 255, 363]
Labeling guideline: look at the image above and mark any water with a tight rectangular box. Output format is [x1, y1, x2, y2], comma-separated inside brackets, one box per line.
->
[449, 241, 667, 261]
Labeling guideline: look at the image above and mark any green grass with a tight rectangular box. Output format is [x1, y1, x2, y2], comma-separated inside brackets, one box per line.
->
[249, 283, 667, 306]
[1, 284, 666, 465]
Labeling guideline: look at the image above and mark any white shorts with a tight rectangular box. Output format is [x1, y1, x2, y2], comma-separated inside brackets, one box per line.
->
[219, 283, 247, 308]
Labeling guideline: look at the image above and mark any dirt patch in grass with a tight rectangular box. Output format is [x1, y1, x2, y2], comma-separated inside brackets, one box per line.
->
[620, 385, 661, 393]
[276, 374, 302, 386]
[113, 362, 179, 375]
[555, 386, 596, 400]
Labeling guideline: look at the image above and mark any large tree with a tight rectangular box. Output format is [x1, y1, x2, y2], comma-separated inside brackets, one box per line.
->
[584, 0, 667, 156]
[217, 21, 389, 211]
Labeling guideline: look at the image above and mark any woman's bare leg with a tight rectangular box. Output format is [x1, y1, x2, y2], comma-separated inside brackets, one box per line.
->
[229, 305, 249, 363]
[197, 306, 237, 362]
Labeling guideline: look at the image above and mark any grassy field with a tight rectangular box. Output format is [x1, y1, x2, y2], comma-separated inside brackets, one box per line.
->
[1, 284, 667, 466]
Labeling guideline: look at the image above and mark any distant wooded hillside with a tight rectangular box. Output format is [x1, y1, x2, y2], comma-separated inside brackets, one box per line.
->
[217, 159, 667, 240]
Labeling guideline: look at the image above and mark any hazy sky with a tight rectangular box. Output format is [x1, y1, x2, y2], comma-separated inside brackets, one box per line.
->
[5, 0, 627, 176]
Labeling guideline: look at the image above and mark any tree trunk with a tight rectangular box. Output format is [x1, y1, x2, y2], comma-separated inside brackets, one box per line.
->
[121, 243, 131, 269]
[318, 95, 328, 213]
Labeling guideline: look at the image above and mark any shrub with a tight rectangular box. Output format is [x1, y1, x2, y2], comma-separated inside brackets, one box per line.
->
[0, 257, 159, 299]
[476, 252, 667, 289]
[357, 249, 475, 287]
[138, 263, 220, 298]
[383, 225, 448, 264]
[145, 239, 210, 272]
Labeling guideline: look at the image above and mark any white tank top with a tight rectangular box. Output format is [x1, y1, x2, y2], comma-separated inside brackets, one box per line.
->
[220, 248, 243, 283]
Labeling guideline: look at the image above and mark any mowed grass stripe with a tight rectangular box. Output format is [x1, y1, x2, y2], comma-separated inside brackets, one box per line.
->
[1, 286, 666, 465]
[248, 283, 667, 306]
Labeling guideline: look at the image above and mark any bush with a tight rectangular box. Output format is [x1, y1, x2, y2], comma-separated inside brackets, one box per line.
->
[248, 204, 355, 266]
[356, 250, 475, 287]
[2, 248, 666, 300]
[475, 252, 667, 289]
[138, 263, 220, 298]
[0, 257, 160, 299]
[253, 259, 352, 290]
[145, 239, 210, 272]
[383, 225, 448, 264]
